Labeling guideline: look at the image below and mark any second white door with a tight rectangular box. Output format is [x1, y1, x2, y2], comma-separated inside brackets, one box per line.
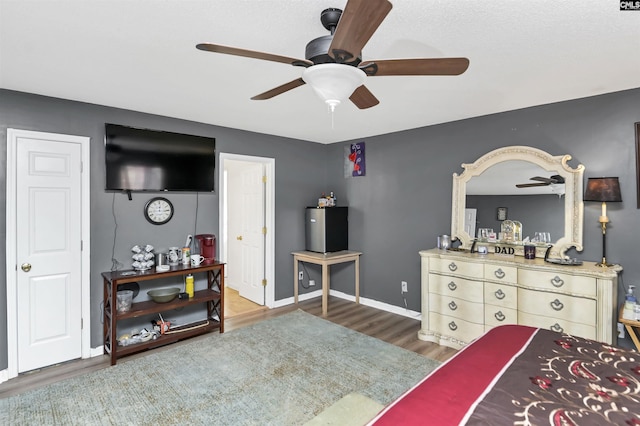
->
[225, 160, 265, 305]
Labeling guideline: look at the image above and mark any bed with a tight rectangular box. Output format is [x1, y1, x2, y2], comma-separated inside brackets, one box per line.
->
[369, 325, 640, 425]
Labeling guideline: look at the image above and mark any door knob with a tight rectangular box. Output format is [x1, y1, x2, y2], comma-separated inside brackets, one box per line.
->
[236, 236, 243, 241]
[21, 263, 32, 272]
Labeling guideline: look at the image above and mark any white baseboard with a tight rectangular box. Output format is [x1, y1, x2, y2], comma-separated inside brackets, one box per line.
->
[0, 368, 8, 385]
[90, 346, 105, 358]
[274, 289, 421, 320]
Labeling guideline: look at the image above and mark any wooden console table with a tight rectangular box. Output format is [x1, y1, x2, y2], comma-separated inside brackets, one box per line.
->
[292, 250, 362, 316]
[102, 262, 224, 365]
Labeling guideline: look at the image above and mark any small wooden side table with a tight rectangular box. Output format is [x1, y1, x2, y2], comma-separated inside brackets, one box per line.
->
[292, 250, 362, 316]
[618, 305, 640, 352]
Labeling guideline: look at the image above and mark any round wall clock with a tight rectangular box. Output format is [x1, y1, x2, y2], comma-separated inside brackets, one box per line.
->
[144, 197, 174, 225]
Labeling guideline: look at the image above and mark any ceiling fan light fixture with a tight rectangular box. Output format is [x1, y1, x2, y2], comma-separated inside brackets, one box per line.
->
[302, 64, 366, 111]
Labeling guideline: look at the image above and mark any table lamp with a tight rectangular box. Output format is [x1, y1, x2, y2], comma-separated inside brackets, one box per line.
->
[583, 177, 622, 267]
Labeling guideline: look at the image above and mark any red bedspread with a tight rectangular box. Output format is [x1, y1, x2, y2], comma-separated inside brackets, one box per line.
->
[369, 325, 640, 425]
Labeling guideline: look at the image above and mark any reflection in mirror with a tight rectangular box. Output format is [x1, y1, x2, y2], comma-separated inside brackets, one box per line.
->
[466, 194, 564, 244]
[466, 161, 565, 244]
[451, 146, 584, 259]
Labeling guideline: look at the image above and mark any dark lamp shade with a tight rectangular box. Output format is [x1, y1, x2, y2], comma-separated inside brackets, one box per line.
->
[583, 177, 622, 202]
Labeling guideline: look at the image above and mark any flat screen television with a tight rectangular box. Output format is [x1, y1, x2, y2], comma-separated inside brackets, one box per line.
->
[105, 123, 215, 192]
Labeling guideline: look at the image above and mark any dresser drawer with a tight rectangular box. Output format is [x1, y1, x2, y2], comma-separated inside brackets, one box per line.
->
[429, 273, 483, 302]
[429, 293, 484, 323]
[429, 312, 485, 344]
[429, 258, 483, 279]
[484, 282, 517, 308]
[485, 306, 517, 329]
[518, 269, 596, 297]
[518, 288, 596, 326]
[484, 264, 517, 284]
[518, 312, 596, 340]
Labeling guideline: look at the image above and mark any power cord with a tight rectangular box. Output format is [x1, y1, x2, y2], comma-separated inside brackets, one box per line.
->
[193, 192, 199, 241]
[299, 262, 312, 289]
[110, 193, 124, 271]
[401, 287, 421, 317]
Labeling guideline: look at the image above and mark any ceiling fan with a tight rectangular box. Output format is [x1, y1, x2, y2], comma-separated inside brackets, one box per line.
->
[196, 0, 469, 111]
[516, 175, 565, 188]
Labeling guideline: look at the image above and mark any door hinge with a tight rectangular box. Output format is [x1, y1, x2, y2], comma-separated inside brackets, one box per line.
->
[262, 175, 267, 183]
[262, 227, 267, 235]
[81, 318, 83, 329]
[262, 279, 267, 287]
[81, 240, 83, 251]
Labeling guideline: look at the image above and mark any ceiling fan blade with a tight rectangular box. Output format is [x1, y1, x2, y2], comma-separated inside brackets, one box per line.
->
[350, 85, 379, 109]
[251, 78, 306, 100]
[529, 176, 552, 183]
[516, 182, 549, 188]
[359, 58, 470, 76]
[196, 43, 312, 67]
[329, 0, 393, 63]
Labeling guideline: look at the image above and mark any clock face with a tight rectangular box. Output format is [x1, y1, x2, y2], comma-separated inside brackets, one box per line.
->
[144, 197, 174, 225]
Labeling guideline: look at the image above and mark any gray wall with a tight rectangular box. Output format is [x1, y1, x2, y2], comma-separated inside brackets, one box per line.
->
[325, 88, 639, 318]
[0, 89, 326, 369]
[2, 87, 639, 370]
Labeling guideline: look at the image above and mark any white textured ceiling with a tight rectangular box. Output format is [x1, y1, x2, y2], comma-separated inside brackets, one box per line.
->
[1, 0, 639, 144]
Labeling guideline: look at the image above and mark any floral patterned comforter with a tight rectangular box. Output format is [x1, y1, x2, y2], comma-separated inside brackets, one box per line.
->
[370, 325, 640, 426]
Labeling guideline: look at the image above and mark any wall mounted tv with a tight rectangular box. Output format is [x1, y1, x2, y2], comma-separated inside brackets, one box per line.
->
[105, 123, 215, 192]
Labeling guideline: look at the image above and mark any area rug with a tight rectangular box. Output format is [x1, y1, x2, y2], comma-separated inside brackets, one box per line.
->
[0, 310, 440, 425]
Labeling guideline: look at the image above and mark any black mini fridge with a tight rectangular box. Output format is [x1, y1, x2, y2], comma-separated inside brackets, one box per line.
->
[305, 207, 348, 253]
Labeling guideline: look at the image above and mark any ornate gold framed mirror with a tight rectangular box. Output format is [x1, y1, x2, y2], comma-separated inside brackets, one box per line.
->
[451, 146, 584, 259]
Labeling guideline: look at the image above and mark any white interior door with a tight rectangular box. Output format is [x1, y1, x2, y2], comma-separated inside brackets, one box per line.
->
[220, 153, 275, 309]
[225, 160, 265, 305]
[465, 208, 477, 239]
[8, 130, 87, 374]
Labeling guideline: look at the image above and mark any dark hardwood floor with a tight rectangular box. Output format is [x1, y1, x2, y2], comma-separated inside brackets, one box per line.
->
[0, 296, 457, 398]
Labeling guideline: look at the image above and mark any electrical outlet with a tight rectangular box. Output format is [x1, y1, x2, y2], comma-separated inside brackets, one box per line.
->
[618, 322, 625, 339]
[401, 281, 408, 293]
[299, 271, 304, 281]
[309, 280, 316, 286]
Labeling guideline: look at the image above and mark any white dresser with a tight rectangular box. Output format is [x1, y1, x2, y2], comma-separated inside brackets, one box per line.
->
[419, 249, 620, 349]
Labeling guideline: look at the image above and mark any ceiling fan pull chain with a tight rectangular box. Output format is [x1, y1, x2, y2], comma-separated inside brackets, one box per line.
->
[327, 104, 336, 129]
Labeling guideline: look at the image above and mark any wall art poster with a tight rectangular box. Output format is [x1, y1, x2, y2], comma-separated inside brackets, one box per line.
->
[348, 142, 365, 177]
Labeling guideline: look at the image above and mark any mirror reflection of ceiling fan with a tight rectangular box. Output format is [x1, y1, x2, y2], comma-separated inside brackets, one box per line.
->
[516, 175, 565, 188]
[196, 0, 469, 110]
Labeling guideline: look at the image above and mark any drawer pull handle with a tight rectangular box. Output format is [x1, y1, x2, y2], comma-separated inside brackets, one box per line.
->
[448, 262, 458, 272]
[449, 321, 458, 331]
[448, 281, 457, 291]
[494, 269, 506, 279]
[551, 276, 565, 288]
[494, 289, 505, 300]
[550, 299, 564, 311]
[551, 323, 564, 333]
[448, 301, 458, 311]
[495, 311, 506, 322]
